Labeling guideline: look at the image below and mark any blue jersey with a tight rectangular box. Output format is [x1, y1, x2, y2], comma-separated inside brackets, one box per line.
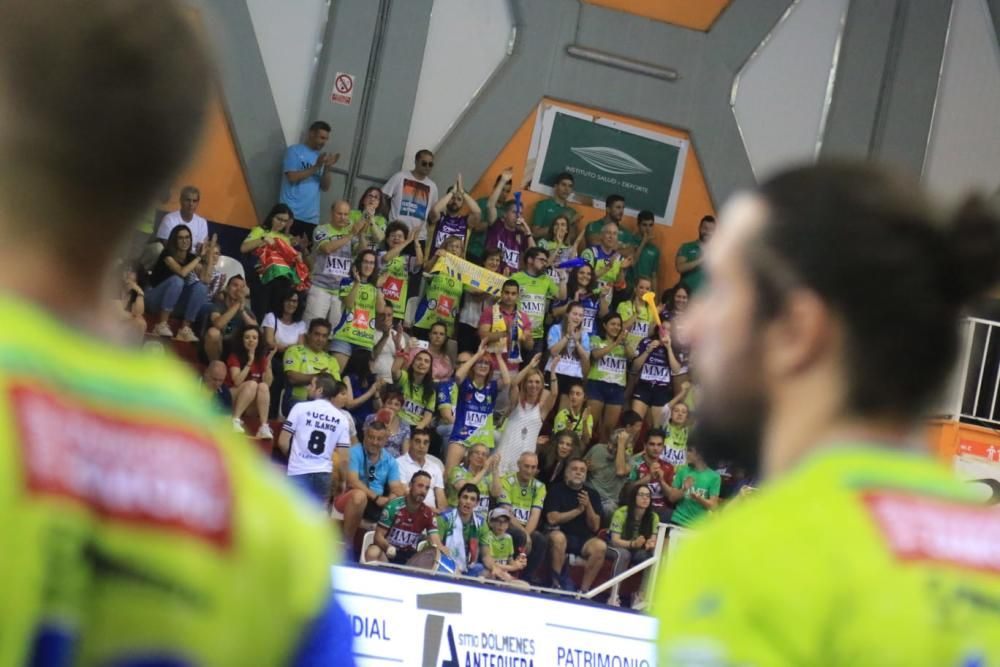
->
[449, 378, 499, 448]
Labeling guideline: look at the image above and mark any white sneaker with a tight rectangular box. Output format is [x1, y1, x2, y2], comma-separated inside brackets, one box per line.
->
[232, 417, 245, 434]
[631, 592, 646, 610]
[256, 423, 274, 439]
[607, 594, 621, 607]
[174, 325, 199, 343]
[152, 322, 174, 337]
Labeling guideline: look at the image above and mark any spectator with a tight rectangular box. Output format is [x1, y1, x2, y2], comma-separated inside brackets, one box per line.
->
[470, 172, 514, 262]
[499, 452, 549, 586]
[582, 221, 633, 295]
[446, 443, 501, 521]
[584, 194, 635, 250]
[279, 120, 338, 231]
[547, 302, 593, 412]
[372, 309, 407, 382]
[198, 234, 226, 302]
[552, 379, 594, 448]
[478, 279, 534, 374]
[618, 277, 656, 353]
[496, 356, 558, 475]
[659, 283, 690, 323]
[333, 421, 404, 559]
[342, 349, 383, 429]
[539, 214, 584, 290]
[511, 246, 559, 358]
[283, 318, 340, 415]
[304, 200, 356, 332]
[456, 249, 502, 354]
[201, 360, 232, 413]
[666, 442, 721, 527]
[382, 149, 439, 236]
[276, 373, 352, 504]
[584, 428, 632, 516]
[239, 203, 301, 319]
[365, 471, 443, 564]
[262, 288, 306, 419]
[202, 274, 257, 363]
[606, 483, 660, 608]
[540, 430, 583, 487]
[111, 260, 147, 341]
[391, 348, 437, 429]
[628, 428, 674, 521]
[427, 177, 481, 256]
[437, 483, 486, 575]
[226, 325, 275, 438]
[350, 186, 388, 252]
[377, 221, 424, 324]
[660, 284, 692, 397]
[395, 427, 447, 511]
[480, 507, 530, 588]
[553, 264, 607, 337]
[674, 214, 716, 294]
[660, 401, 691, 465]
[587, 312, 633, 443]
[415, 237, 466, 345]
[330, 249, 386, 369]
[530, 171, 582, 240]
[434, 354, 463, 450]
[543, 457, 607, 593]
[628, 210, 660, 293]
[363, 384, 410, 458]
[146, 224, 210, 342]
[144, 185, 208, 268]
[444, 343, 511, 472]
[487, 199, 535, 276]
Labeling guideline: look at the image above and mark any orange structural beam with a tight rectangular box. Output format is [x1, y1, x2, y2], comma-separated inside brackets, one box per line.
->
[582, 0, 730, 32]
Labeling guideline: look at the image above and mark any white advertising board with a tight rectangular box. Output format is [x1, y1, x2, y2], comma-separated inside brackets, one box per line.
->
[333, 565, 659, 667]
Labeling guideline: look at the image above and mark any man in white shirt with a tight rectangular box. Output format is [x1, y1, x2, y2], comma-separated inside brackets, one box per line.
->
[277, 373, 351, 505]
[395, 427, 446, 510]
[142, 185, 209, 268]
[381, 149, 438, 238]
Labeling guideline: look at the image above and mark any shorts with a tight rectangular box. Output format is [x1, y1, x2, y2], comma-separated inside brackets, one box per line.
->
[551, 372, 583, 396]
[328, 338, 352, 355]
[632, 380, 671, 408]
[564, 532, 590, 557]
[388, 548, 416, 565]
[333, 491, 384, 523]
[586, 379, 625, 406]
[289, 471, 332, 505]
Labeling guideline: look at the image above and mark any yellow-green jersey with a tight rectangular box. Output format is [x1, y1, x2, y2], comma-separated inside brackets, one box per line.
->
[0, 296, 353, 666]
[654, 445, 1000, 666]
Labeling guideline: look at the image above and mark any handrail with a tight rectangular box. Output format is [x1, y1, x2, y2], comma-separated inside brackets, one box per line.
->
[581, 522, 673, 608]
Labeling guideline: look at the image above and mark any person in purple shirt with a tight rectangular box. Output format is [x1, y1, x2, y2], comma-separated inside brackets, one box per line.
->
[486, 200, 535, 276]
[630, 323, 682, 427]
[427, 177, 482, 257]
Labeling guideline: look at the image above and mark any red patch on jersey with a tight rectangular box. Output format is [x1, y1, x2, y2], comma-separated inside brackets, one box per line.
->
[11, 384, 233, 549]
[862, 491, 1000, 574]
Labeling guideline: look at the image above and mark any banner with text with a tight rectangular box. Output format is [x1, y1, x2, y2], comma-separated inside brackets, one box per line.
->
[333, 565, 658, 667]
[527, 104, 688, 226]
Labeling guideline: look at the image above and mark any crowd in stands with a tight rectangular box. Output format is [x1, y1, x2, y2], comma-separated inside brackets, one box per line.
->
[121, 119, 754, 608]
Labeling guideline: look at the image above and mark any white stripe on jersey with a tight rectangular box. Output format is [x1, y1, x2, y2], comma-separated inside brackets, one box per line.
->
[285, 399, 352, 476]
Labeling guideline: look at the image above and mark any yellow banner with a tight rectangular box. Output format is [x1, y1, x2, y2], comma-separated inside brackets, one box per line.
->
[431, 252, 507, 297]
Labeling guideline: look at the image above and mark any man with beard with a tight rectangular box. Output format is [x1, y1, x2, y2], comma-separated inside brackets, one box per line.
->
[674, 214, 715, 294]
[654, 163, 1000, 664]
[544, 458, 606, 592]
[366, 471, 444, 564]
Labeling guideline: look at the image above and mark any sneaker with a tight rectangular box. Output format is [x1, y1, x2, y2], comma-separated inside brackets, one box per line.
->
[607, 594, 621, 607]
[174, 325, 199, 343]
[557, 568, 577, 593]
[152, 322, 174, 337]
[256, 423, 274, 440]
[232, 417, 245, 434]
[631, 591, 646, 610]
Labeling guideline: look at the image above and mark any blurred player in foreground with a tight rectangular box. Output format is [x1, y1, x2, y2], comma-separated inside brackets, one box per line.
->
[654, 163, 1000, 665]
[0, 1, 353, 665]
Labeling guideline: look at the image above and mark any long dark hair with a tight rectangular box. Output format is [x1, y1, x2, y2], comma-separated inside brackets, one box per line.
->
[344, 348, 374, 389]
[261, 203, 293, 231]
[408, 350, 437, 404]
[234, 324, 266, 366]
[566, 264, 595, 298]
[354, 249, 378, 286]
[357, 186, 389, 218]
[660, 283, 689, 318]
[269, 286, 304, 323]
[622, 483, 656, 540]
[164, 224, 193, 259]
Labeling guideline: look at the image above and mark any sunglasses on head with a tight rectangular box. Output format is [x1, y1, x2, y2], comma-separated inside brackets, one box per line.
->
[368, 466, 377, 482]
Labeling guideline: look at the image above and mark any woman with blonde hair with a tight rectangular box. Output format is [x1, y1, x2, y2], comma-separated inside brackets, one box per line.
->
[496, 354, 560, 475]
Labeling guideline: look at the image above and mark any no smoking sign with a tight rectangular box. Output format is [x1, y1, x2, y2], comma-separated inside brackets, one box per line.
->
[331, 72, 354, 106]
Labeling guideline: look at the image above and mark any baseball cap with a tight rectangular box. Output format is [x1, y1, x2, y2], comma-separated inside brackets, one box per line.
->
[489, 507, 512, 522]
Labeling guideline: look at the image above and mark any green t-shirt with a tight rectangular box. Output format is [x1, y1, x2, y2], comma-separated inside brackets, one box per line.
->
[581, 245, 623, 289]
[553, 408, 592, 437]
[348, 209, 387, 252]
[379, 254, 409, 320]
[670, 465, 721, 527]
[617, 300, 653, 352]
[499, 473, 547, 525]
[414, 272, 464, 336]
[585, 218, 640, 248]
[283, 345, 341, 401]
[447, 466, 492, 517]
[479, 525, 515, 565]
[655, 446, 1000, 665]
[676, 240, 705, 293]
[398, 369, 436, 426]
[629, 240, 660, 287]
[584, 442, 630, 504]
[609, 504, 660, 541]
[310, 223, 354, 291]
[333, 282, 378, 349]
[587, 336, 628, 386]
[660, 434, 687, 468]
[510, 271, 558, 339]
[531, 198, 577, 234]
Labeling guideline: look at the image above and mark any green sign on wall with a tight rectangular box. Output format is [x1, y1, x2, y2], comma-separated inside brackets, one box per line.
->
[529, 107, 688, 225]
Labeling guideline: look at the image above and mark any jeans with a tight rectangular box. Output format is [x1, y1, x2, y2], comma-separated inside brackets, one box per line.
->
[146, 275, 209, 322]
[289, 471, 333, 506]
